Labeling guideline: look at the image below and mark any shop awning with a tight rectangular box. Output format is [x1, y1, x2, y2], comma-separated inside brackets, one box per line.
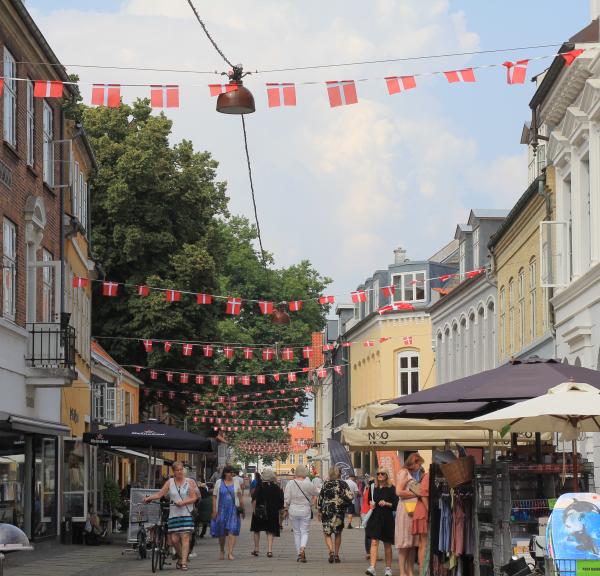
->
[0, 412, 71, 436]
[107, 447, 167, 466]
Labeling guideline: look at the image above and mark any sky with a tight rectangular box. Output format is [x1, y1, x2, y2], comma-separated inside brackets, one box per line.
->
[26, 0, 591, 302]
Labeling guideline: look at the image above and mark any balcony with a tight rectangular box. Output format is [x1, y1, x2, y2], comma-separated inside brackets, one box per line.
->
[26, 322, 76, 369]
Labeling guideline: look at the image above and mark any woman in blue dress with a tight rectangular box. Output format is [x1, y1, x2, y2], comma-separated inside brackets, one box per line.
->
[211, 465, 243, 560]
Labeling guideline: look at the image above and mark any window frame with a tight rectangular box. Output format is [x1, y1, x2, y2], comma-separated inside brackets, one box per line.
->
[43, 100, 54, 186]
[508, 278, 515, 354]
[42, 249, 54, 323]
[3, 48, 17, 147]
[499, 287, 506, 359]
[459, 242, 466, 276]
[397, 350, 419, 396]
[391, 271, 426, 303]
[26, 80, 35, 166]
[472, 228, 480, 267]
[518, 269, 525, 347]
[3, 218, 17, 320]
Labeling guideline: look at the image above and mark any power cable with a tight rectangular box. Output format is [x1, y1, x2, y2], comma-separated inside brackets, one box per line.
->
[185, 0, 234, 68]
[241, 115, 266, 264]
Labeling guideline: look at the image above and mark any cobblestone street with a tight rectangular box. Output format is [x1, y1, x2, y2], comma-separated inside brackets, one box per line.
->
[5, 512, 375, 576]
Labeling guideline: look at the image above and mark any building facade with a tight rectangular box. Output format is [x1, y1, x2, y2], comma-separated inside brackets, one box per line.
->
[274, 422, 314, 475]
[432, 210, 508, 384]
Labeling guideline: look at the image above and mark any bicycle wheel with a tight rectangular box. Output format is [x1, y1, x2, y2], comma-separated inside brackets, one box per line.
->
[137, 529, 147, 559]
[158, 529, 168, 570]
[151, 527, 160, 572]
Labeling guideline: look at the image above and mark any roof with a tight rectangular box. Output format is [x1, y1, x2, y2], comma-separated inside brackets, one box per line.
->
[469, 209, 510, 220]
[454, 224, 472, 239]
[570, 18, 599, 43]
[91, 340, 142, 386]
[429, 239, 459, 263]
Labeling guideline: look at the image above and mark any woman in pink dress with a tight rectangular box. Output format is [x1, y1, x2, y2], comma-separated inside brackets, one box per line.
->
[395, 453, 424, 576]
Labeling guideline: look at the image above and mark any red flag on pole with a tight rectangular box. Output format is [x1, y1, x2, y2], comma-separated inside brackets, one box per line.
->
[150, 85, 179, 108]
[444, 69, 476, 83]
[91, 84, 121, 107]
[257, 375, 266, 384]
[287, 372, 297, 382]
[34, 80, 63, 98]
[266, 83, 297, 107]
[302, 346, 313, 359]
[326, 80, 358, 107]
[385, 76, 416, 95]
[211, 375, 220, 386]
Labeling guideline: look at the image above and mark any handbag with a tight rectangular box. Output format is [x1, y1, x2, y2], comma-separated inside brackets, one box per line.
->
[294, 480, 314, 519]
[224, 482, 244, 517]
[408, 479, 421, 497]
[360, 484, 374, 528]
[403, 500, 417, 516]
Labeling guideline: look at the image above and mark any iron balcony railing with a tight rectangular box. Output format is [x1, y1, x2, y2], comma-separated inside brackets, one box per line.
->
[26, 322, 76, 369]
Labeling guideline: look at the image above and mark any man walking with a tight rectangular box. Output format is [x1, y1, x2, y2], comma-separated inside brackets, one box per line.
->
[345, 473, 360, 528]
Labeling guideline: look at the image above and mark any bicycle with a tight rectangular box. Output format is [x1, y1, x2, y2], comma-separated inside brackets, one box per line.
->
[151, 501, 171, 572]
[132, 503, 150, 560]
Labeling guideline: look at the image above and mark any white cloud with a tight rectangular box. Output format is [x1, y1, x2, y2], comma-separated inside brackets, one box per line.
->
[30, 0, 528, 298]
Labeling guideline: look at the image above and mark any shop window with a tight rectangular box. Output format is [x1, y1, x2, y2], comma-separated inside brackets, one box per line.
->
[0, 433, 26, 530]
[64, 440, 86, 521]
[33, 436, 57, 538]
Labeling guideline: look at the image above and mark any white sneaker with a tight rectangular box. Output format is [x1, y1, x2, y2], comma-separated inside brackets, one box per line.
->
[385, 568, 392, 576]
[366, 567, 376, 576]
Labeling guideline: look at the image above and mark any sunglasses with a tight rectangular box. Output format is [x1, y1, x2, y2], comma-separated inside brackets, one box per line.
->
[376, 473, 387, 476]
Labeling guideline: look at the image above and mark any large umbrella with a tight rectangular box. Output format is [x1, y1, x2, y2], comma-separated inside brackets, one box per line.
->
[469, 382, 600, 491]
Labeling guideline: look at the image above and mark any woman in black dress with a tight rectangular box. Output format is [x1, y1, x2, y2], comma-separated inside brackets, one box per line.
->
[365, 469, 398, 576]
[250, 469, 284, 557]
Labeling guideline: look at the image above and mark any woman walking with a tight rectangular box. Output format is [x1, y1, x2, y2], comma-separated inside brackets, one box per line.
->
[396, 453, 424, 576]
[317, 466, 354, 564]
[144, 461, 200, 571]
[250, 469, 284, 557]
[211, 465, 243, 560]
[283, 464, 317, 563]
[412, 470, 430, 573]
[365, 469, 398, 576]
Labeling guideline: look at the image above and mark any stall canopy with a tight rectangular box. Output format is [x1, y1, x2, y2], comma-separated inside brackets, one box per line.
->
[83, 420, 215, 453]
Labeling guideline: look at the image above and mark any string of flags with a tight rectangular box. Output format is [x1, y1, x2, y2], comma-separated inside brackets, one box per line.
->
[235, 442, 291, 454]
[0, 49, 585, 110]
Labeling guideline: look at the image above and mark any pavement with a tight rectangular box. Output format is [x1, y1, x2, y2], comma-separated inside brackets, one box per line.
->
[3, 509, 385, 576]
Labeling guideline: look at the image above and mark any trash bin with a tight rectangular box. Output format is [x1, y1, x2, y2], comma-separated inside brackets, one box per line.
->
[61, 517, 73, 545]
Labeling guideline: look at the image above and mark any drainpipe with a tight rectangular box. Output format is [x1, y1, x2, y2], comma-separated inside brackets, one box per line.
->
[59, 109, 65, 319]
[537, 171, 556, 337]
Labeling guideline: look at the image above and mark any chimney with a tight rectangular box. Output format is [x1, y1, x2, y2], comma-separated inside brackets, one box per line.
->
[394, 246, 407, 264]
[592, 0, 600, 21]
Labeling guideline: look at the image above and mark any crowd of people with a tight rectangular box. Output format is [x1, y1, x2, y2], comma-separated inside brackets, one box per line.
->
[145, 454, 430, 575]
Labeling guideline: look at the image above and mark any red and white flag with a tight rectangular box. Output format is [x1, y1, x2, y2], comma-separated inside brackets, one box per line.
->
[203, 345, 213, 358]
[382, 285, 395, 298]
[257, 375, 266, 384]
[385, 75, 416, 95]
[302, 346, 313, 359]
[287, 372, 297, 382]
[34, 80, 63, 98]
[209, 84, 238, 96]
[273, 373, 280, 382]
[289, 300, 303, 312]
[262, 348, 275, 361]
[91, 84, 121, 107]
[143, 339, 153, 353]
[503, 60, 529, 85]
[138, 285, 149, 297]
[0, 79, 3, 96]
[379, 337, 391, 343]
[223, 346, 234, 359]
[403, 336, 413, 346]
[196, 293, 213, 305]
[134, 366, 142, 373]
[323, 344, 334, 352]
[164, 341, 172, 353]
[319, 295, 335, 305]
[333, 365, 343, 375]
[326, 80, 358, 107]
[166, 372, 173, 382]
[351, 290, 367, 303]
[226, 297, 242, 315]
[211, 375, 220, 386]
[196, 375, 204, 385]
[168, 391, 176, 400]
[282, 348, 294, 361]
[243, 348, 253, 360]
[183, 343, 193, 356]
[72, 276, 88, 288]
[466, 268, 484, 279]
[266, 83, 296, 107]
[102, 281, 118, 297]
[258, 301, 273, 314]
[241, 375, 250, 386]
[165, 290, 181, 302]
[226, 376, 235, 386]
[341, 342, 352, 348]
[150, 370, 158, 380]
[317, 368, 327, 378]
[150, 85, 179, 108]
[444, 68, 476, 83]
[363, 340, 375, 348]
[378, 301, 415, 314]
[562, 49, 585, 67]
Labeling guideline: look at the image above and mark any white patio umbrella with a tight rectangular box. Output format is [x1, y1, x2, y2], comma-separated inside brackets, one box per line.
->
[469, 381, 600, 491]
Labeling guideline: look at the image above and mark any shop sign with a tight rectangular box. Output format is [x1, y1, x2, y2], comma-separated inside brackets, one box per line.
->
[367, 431, 389, 445]
[576, 560, 600, 576]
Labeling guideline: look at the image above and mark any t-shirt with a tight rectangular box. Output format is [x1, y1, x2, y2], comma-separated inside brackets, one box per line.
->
[233, 476, 244, 491]
[346, 478, 359, 496]
[312, 477, 323, 492]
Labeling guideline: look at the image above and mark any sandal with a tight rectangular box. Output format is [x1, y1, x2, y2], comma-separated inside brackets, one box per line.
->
[299, 550, 307, 563]
[176, 561, 182, 569]
[267, 552, 273, 558]
[180, 565, 188, 571]
[334, 555, 341, 563]
[328, 552, 335, 564]
[251, 551, 259, 557]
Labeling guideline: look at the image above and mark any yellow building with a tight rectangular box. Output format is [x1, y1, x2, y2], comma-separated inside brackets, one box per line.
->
[489, 167, 556, 361]
[273, 422, 314, 476]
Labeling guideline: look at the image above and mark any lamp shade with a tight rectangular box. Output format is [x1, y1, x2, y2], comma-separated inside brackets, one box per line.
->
[216, 83, 255, 114]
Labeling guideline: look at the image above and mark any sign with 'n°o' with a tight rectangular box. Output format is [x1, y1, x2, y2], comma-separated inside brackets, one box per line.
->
[368, 431, 389, 445]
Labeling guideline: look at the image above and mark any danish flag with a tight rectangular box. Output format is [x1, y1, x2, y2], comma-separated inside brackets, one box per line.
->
[241, 376, 250, 386]
[341, 342, 352, 348]
[379, 337, 392, 343]
[262, 348, 275, 360]
[439, 274, 452, 283]
[282, 348, 294, 361]
[197, 293, 213, 305]
[273, 373, 280, 382]
[34, 80, 63, 98]
[266, 83, 296, 107]
[333, 365, 343, 375]
[258, 301, 274, 315]
[317, 368, 327, 378]
[150, 370, 157, 380]
[289, 300, 303, 312]
[378, 302, 415, 314]
[143, 339, 153, 353]
[257, 375, 266, 384]
[226, 376, 235, 386]
[444, 69, 476, 83]
[288, 372, 297, 382]
[382, 285, 395, 298]
[302, 346, 313, 359]
[150, 85, 179, 108]
[562, 49, 585, 66]
[166, 372, 173, 382]
[503, 60, 529, 85]
[91, 84, 121, 107]
[168, 391, 175, 399]
[203, 345, 213, 358]
[138, 285, 149, 297]
[319, 295, 335, 305]
[326, 80, 358, 107]
[466, 268, 485, 279]
[351, 290, 367, 303]
[385, 76, 416, 95]
[223, 346, 234, 359]
[211, 375, 220, 386]
[165, 290, 181, 302]
[209, 83, 238, 96]
[243, 348, 253, 360]
[196, 375, 204, 385]
[183, 343, 193, 356]
[102, 281, 119, 297]
[134, 366, 142, 373]
[403, 336, 413, 346]
[323, 344, 334, 352]
[363, 340, 375, 348]
[226, 297, 242, 315]
[164, 341, 172, 353]
[72, 276, 88, 288]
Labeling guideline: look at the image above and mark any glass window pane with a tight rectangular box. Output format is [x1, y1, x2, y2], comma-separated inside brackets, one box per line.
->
[401, 373, 408, 396]
[411, 371, 419, 393]
[415, 273, 425, 300]
[400, 357, 408, 369]
[403, 275, 413, 301]
[411, 356, 419, 368]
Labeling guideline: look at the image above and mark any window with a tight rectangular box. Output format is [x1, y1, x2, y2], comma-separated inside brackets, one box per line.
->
[3, 48, 17, 146]
[72, 162, 79, 221]
[3, 218, 17, 320]
[472, 228, 480, 267]
[392, 271, 426, 302]
[298, 455, 304, 465]
[398, 351, 419, 396]
[42, 249, 54, 322]
[125, 392, 132, 424]
[459, 242, 466, 276]
[43, 101, 54, 186]
[289, 454, 295, 465]
[81, 180, 88, 230]
[518, 269, 525, 347]
[353, 303, 359, 320]
[508, 279, 515, 354]
[92, 383, 105, 422]
[529, 258, 537, 341]
[537, 145, 546, 175]
[365, 286, 371, 315]
[499, 287, 506, 359]
[27, 80, 35, 166]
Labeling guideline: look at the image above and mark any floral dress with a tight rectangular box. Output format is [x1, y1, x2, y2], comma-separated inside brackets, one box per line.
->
[317, 479, 354, 535]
